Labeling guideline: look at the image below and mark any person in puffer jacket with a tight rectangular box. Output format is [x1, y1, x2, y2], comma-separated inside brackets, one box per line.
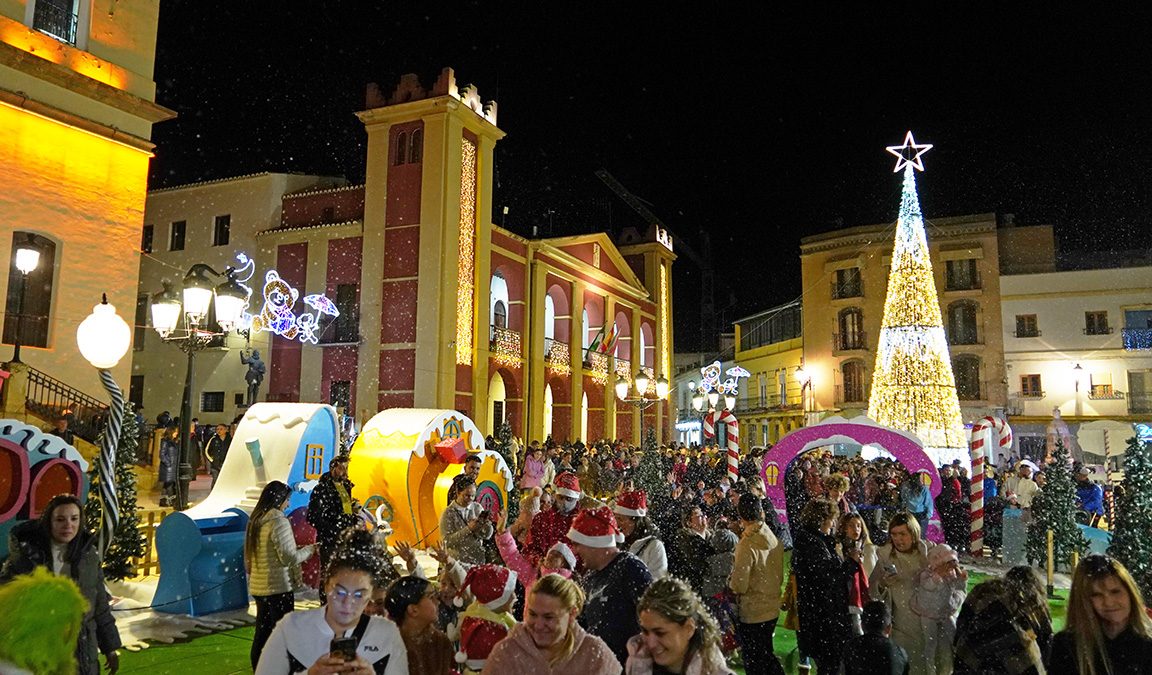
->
[245, 480, 316, 669]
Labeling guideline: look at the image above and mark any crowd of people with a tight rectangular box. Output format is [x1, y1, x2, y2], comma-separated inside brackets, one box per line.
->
[0, 435, 1144, 675]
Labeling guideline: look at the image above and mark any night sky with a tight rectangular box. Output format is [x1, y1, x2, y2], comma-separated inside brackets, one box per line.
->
[151, 2, 1152, 352]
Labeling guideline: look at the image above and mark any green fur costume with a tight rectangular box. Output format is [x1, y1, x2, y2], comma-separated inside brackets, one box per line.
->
[0, 566, 88, 675]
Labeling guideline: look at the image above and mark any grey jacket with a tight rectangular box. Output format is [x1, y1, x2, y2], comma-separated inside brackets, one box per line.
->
[439, 502, 492, 565]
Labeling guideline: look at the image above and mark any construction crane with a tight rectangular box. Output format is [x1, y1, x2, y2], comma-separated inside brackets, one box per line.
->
[595, 169, 716, 352]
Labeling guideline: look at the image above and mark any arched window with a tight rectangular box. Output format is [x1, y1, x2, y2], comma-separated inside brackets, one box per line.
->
[842, 361, 865, 403]
[947, 301, 979, 345]
[837, 307, 864, 350]
[489, 272, 509, 329]
[582, 308, 591, 349]
[543, 295, 555, 341]
[395, 131, 408, 165]
[4, 232, 56, 349]
[409, 129, 423, 163]
[953, 355, 982, 400]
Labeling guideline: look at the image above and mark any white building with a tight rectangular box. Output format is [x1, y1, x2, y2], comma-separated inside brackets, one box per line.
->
[1000, 264, 1152, 464]
[134, 173, 345, 427]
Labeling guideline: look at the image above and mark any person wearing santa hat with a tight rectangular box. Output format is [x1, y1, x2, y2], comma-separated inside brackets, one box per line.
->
[613, 490, 668, 580]
[495, 507, 577, 591]
[525, 472, 585, 563]
[450, 564, 518, 674]
[567, 506, 654, 667]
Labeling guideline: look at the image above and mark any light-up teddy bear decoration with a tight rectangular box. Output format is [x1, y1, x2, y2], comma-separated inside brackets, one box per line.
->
[251, 270, 300, 339]
[698, 361, 751, 396]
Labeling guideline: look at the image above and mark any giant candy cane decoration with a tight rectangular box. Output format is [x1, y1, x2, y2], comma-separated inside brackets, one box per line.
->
[969, 416, 1012, 556]
[704, 409, 740, 481]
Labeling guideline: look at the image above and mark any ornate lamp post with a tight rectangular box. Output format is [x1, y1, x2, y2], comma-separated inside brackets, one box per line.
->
[614, 370, 670, 445]
[76, 295, 132, 552]
[150, 264, 249, 510]
[10, 242, 41, 363]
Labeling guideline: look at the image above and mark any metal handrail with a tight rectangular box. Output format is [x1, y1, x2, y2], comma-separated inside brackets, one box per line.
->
[25, 365, 109, 444]
[32, 1, 78, 44]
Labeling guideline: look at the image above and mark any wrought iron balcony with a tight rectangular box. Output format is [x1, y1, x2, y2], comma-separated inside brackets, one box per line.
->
[833, 331, 867, 351]
[614, 356, 631, 379]
[1083, 326, 1114, 335]
[944, 272, 982, 292]
[1089, 387, 1126, 401]
[490, 325, 521, 367]
[544, 338, 570, 375]
[33, 1, 78, 44]
[1122, 328, 1152, 351]
[834, 384, 866, 405]
[1013, 328, 1042, 338]
[831, 280, 863, 300]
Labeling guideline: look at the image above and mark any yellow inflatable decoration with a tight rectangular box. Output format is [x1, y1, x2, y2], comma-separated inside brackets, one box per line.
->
[348, 409, 514, 547]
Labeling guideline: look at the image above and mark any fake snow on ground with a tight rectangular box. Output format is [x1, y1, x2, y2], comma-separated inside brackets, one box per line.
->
[108, 576, 320, 651]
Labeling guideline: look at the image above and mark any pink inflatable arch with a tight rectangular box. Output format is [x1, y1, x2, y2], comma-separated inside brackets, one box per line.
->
[760, 416, 942, 540]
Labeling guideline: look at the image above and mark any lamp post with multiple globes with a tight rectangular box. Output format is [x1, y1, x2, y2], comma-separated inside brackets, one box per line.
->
[614, 370, 671, 445]
[149, 264, 249, 510]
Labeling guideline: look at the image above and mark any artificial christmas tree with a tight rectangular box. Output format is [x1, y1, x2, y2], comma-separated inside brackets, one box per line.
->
[491, 420, 519, 521]
[632, 427, 665, 499]
[1109, 435, 1152, 599]
[1026, 438, 1087, 570]
[84, 402, 146, 581]
[867, 132, 968, 467]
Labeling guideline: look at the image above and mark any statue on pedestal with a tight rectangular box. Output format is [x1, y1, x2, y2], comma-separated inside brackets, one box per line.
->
[240, 349, 265, 407]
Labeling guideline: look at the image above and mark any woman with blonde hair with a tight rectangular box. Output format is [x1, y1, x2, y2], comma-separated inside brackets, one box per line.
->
[1048, 554, 1152, 675]
[484, 574, 619, 673]
[626, 576, 734, 675]
[869, 510, 931, 675]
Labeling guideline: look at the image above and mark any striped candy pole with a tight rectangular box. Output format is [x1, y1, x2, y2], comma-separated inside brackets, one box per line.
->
[97, 369, 125, 555]
[720, 409, 740, 481]
[703, 410, 716, 441]
[969, 415, 1012, 557]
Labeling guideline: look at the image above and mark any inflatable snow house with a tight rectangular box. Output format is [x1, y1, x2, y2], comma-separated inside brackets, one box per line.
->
[152, 403, 339, 616]
[348, 409, 513, 548]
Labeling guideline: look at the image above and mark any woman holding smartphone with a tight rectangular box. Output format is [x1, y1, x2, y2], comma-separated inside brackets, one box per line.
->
[869, 511, 931, 675]
[255, 530, 408, 674]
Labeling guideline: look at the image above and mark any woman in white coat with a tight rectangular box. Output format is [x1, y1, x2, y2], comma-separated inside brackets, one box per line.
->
[869, 511, 932, 675]
[614, 490, 668, 580]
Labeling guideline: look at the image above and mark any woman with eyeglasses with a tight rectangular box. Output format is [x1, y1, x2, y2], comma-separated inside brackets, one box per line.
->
[1048, 555, 1152, 675]
[245, 481, 316, 670]
[255, 529, 408, 674]
[383, 576, 454, 675]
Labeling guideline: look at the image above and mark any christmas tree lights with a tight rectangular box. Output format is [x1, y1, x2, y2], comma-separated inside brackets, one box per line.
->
[867, 133, 968, 466]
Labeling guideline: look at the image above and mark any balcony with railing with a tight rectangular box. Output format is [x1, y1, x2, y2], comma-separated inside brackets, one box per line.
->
[955, 381, 987, 401]
[544, 338, 570, 375]
[1013, 328, 1042, 338]
[1122, 328, 1152, 351]
[490, 325, 522, 368]
[614, 356, 631, 380]
[831, 280, 863, 300]
[833, 331, 867, 352]
[944, 272, 983, 292]
[583, 349, 609, 385]
[33, 0, 78, 44]
[1083, 326, 1115, 336]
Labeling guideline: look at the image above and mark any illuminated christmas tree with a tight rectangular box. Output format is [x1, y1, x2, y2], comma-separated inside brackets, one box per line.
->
[867, 132, 968, 466]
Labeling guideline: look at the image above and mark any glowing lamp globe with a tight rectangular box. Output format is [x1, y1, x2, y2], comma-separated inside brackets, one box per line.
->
[14, 246, 40, 275]
[634, 370, 650, 396]
[692, 391, 705, 412]
[655, 375, 670, 400]
[724, 393, 737, 411]
[708, 391, 720, 408]
[77, 298, 131, 369]
[615, 376, 630, 402]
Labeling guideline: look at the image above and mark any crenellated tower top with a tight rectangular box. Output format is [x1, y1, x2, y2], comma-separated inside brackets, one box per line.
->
[364, 67, 498, 126]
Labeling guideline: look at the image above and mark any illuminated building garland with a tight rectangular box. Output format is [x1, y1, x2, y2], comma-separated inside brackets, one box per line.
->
[546, 341, 571, 375]
[587, 351, 609, 385]
[615, 356, 632, 379]
[456, 138, 478, 365]
[491, 326, 522, 368]
[660, 263, 671, 378]
[867, 134, 967, 465]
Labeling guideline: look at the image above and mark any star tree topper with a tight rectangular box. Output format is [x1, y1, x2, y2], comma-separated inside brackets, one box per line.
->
[885, 130, 933, 172]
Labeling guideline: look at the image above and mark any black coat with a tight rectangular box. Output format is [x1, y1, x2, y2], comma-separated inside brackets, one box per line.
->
[792, 525, 854, 663]
[306, 472, 359, 553]
[158, 439, 179, 482]
[0, 521, 122, 675]
[669, 527, 715, 594]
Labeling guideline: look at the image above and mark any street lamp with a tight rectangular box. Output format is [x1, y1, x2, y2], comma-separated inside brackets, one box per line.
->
[795, 364, 812, 413]
[615, 370, 670, 445]
[9, 241, 41, 363]
[76, 295, 131, 552]
[1072, 363, 1084, 417]
[151, 263, 249, 510]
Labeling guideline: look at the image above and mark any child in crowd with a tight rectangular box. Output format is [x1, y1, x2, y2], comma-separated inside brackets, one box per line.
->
[837, 511, 878, 635]
[913, 544, 968, 675]
[450, 564, 518, 674]
[494, 507, 576, 590]
[702, 525, 741, 654]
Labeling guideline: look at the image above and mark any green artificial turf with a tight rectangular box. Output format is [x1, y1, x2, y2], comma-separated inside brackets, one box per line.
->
[117, 565, 1069, 674]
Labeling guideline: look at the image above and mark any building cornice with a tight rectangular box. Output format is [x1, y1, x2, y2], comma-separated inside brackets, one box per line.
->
[800, 214, 997, 255]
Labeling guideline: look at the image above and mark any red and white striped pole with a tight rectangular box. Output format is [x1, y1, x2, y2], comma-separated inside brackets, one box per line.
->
[970, 416, 1013, 556]
[721, 409, 740, 482]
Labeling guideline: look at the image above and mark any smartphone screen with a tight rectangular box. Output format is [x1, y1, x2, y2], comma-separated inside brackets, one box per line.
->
[330, 637, 357, 661]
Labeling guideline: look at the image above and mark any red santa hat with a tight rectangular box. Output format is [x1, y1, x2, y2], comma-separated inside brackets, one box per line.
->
[554, 471, 582, 499]
[548, 541, 578, 570]
[613, 490, 648, 518]
[453, 564, 517, 611]
[454, 615, 507, 670]
[567, 506, 626, 548]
